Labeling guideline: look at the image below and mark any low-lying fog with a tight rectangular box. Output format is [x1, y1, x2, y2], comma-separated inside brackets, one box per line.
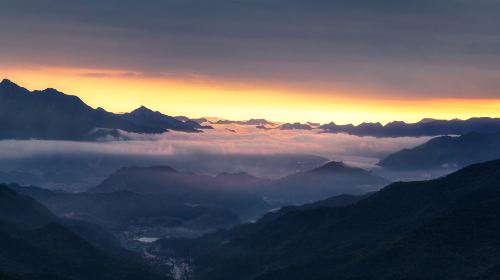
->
[0, 124, 432, 191]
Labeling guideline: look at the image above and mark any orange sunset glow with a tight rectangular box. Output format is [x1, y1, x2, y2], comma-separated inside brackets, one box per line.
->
[2, 65, 499, 124]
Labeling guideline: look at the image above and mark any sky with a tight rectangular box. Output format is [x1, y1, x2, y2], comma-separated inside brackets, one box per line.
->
[1, 0, 499, 124]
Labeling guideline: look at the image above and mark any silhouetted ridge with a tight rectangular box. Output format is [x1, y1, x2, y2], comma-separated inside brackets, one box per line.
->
[0, 78, 13, 85]
[419, 117, 438, 123]
[378, 132, 500, 170]
[0, 184, 164, 280]
[121, 105, 201, 132]
[0, 186, 57, 229]
[0, 79, 202, 140]
[214, 119, 274, 126]
[133, 105, 151, 112]
[320, 117, 500, 137]
[279, 122, 313, 130]
[170, 158, 500, 280]
[0, 79, 30, 95]
[88, 166, 270, 220]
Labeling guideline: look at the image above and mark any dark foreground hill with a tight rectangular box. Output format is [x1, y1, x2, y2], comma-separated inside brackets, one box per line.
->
[156, 158, 500, 280]
[378, 132, 500, 170]
[10, 184, 242, 240]
[0, 185, 166, 280]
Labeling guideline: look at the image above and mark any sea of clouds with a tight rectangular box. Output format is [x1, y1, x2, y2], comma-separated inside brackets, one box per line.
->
[0, 125, 431, 190]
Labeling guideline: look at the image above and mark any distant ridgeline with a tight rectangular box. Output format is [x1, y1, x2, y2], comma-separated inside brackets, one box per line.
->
[0, 79, 210, 141]
[2, 78, 499, 140]
[319, 118, 500, 137]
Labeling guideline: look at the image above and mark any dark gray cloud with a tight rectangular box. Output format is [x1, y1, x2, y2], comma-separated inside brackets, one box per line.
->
[1, 0, 499, 97]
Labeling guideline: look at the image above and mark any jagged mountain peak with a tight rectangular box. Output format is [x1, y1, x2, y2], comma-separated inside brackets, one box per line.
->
[0, 78, 16, 86]
[123, 105, 201, 132]
[0, 78, 29, 94]
[419, 117, 438, 123]
[132, 105, 154, 113]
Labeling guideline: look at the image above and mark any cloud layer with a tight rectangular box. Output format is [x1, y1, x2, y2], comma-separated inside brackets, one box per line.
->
[0, 125, 429, 166]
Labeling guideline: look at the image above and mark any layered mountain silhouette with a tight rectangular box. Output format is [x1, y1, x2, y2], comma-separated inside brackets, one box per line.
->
[264, 161, 387, 205]
[278, 122, 313, 130]
[10, 184, 241, 239]
[379, 132, 500, 170]
[4, 161, 388, 245]
[320, 118, 500, 137]
[120, 106, 200, 132]
[186, 120, 213, 129]
[0, 185, 164, 280]
[156, 158, 500, 280]
[0, 79, 203, 140]
[89, 162, 387, 214]
[213, 119, 274, 126]
[174, 116, 214, 129]
[4, 78, 498, 140]
[88, 166, 270, 221]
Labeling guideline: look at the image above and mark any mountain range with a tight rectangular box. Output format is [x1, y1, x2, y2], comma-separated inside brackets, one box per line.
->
[212, 119, 274, 126]
[89, 161, 387, 212]
[278, 122, 314, 130]
[6, 161, 388, 248]
[156, 158, 500, 280]
[3, 78, 499, 140]
[320, 118, 500, 137]
[119, 106, 201, 133]
[174, 116, 214, 129]
[88, 166, 270, 221]
[379, 132, 500, 170]
[0, 79, 204, 140]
